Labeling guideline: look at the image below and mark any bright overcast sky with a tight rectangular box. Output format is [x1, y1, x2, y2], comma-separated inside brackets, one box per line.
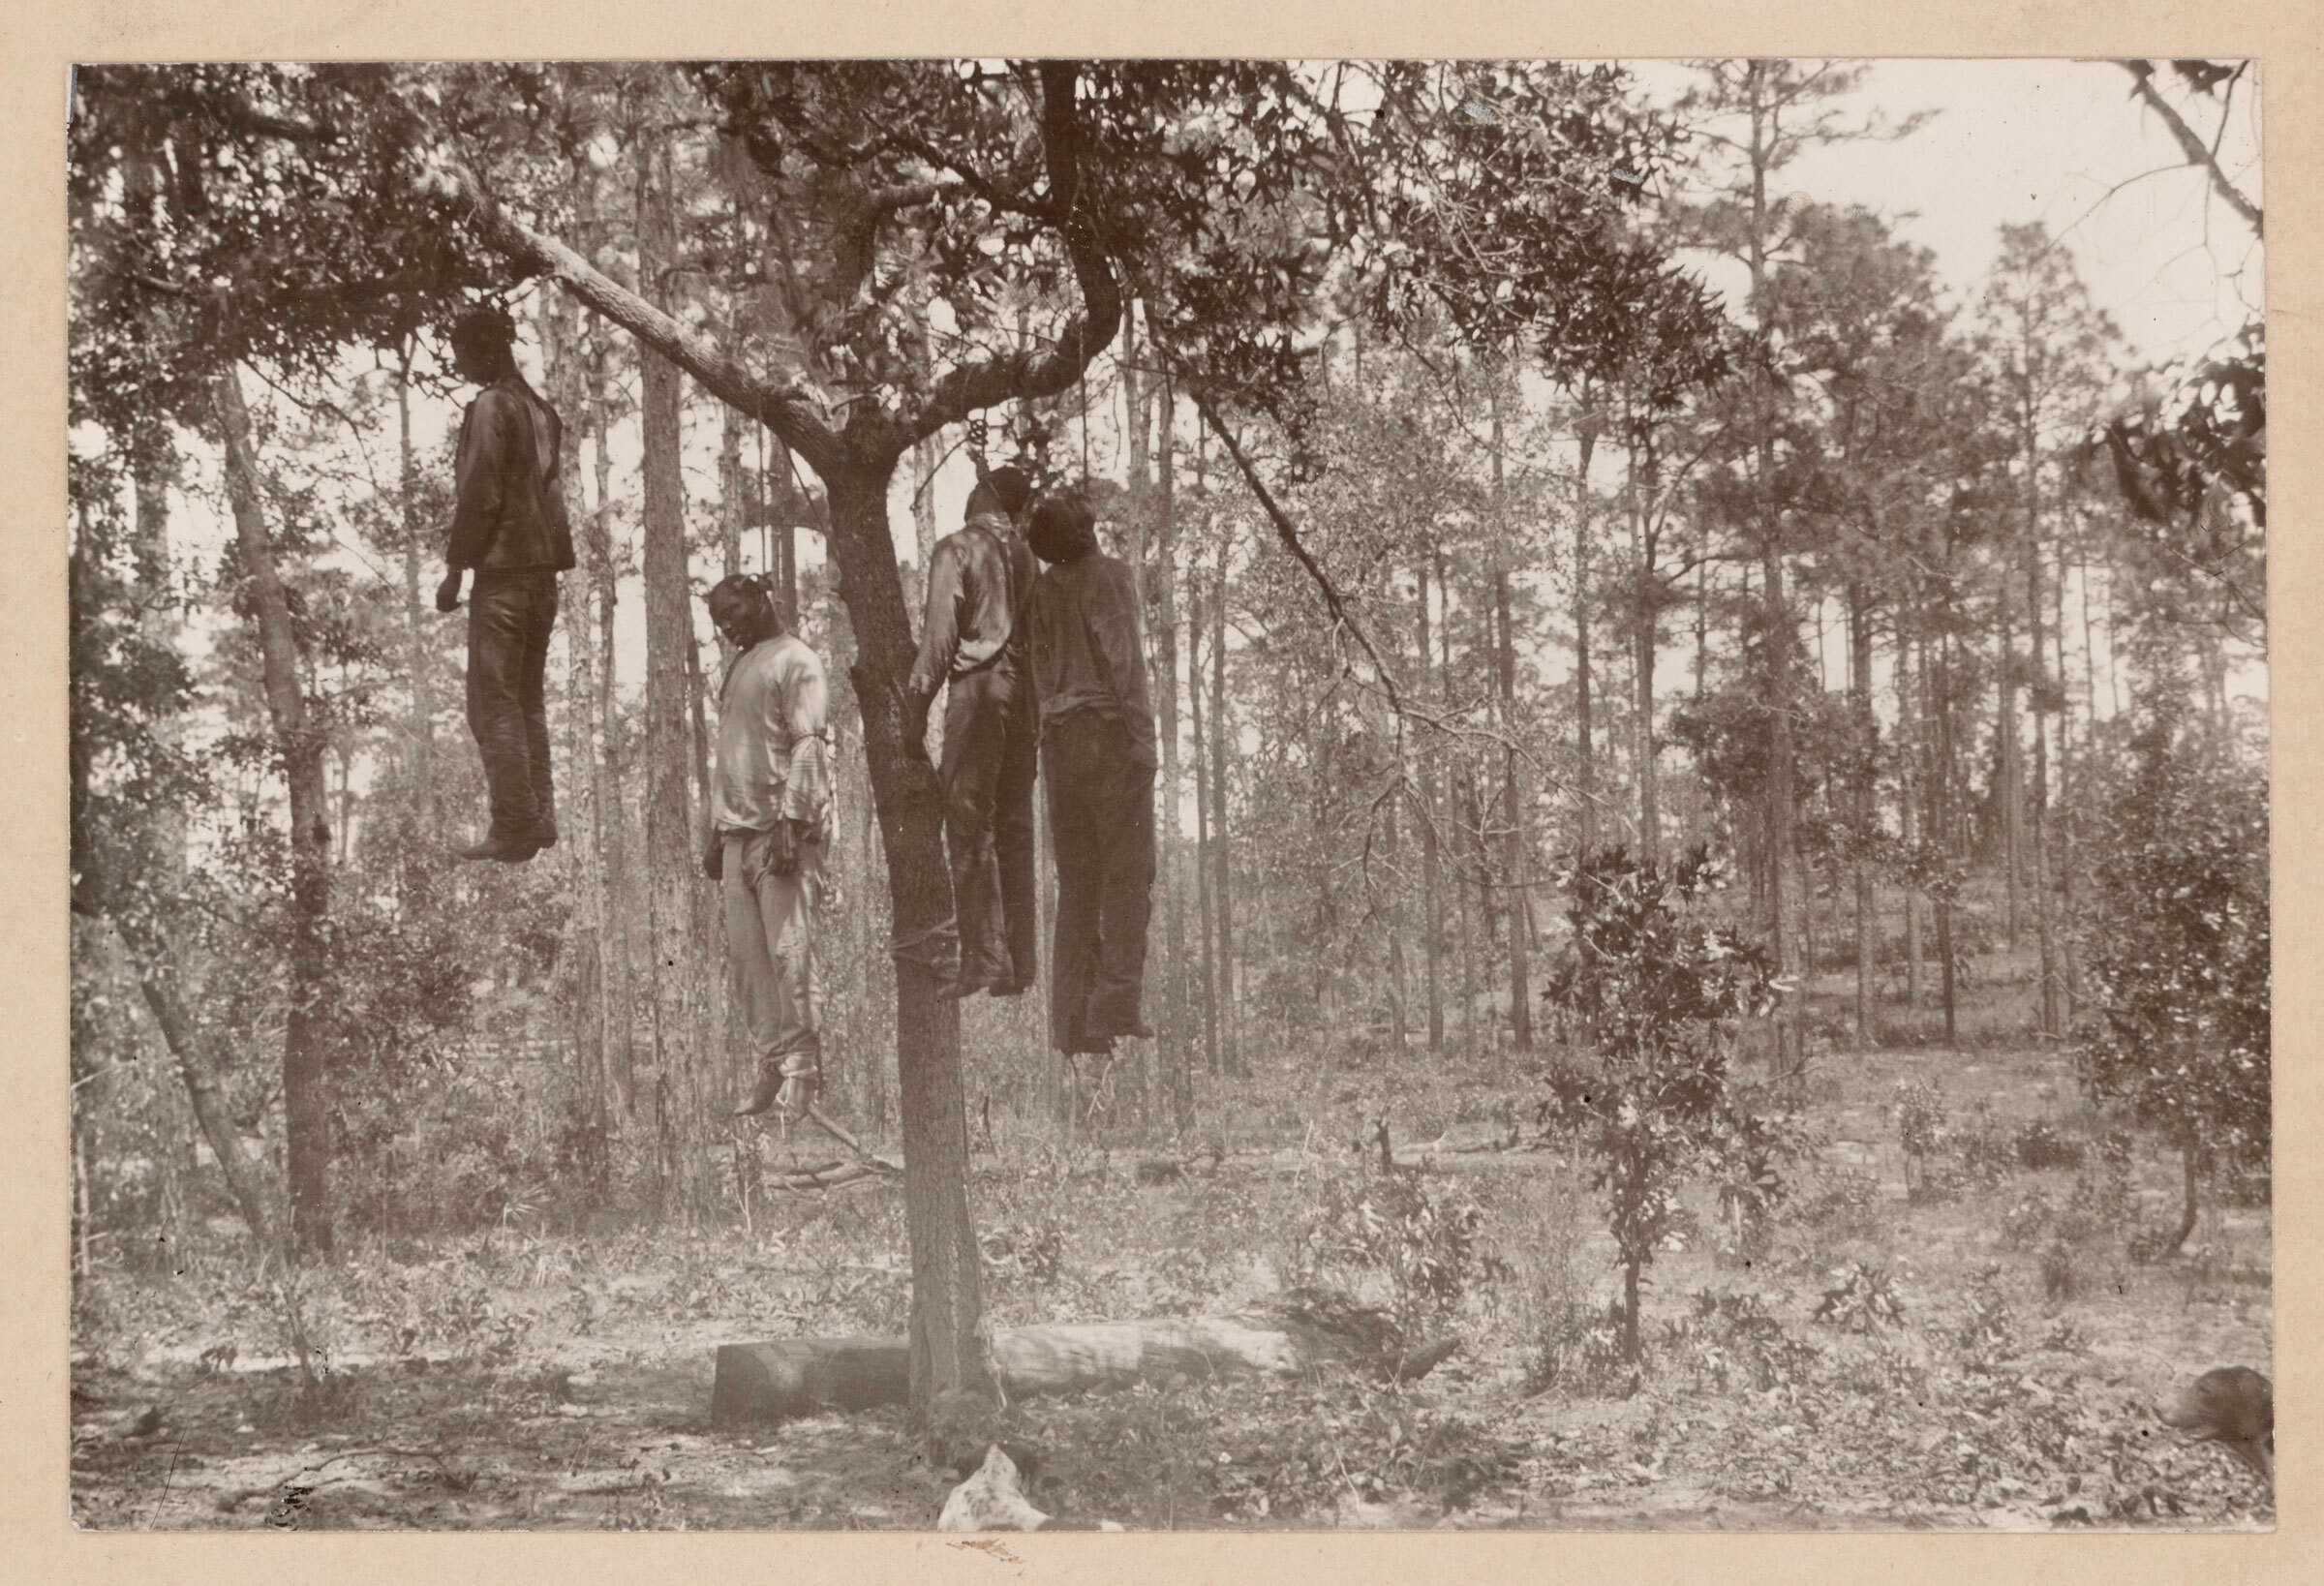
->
[1629, 58, 2263, 369]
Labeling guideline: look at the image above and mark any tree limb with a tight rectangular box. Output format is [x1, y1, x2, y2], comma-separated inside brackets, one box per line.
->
[419, 153, 849, 478]
[900, 63, 1123, 446]
[2121, 61, 2262, 235]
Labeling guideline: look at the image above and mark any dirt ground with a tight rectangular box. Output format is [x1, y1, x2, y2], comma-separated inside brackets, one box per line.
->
[70, 1023, 2274, 1533]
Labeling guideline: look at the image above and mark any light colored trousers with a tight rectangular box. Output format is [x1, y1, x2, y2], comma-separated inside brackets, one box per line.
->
[721, 829, 825, 1072]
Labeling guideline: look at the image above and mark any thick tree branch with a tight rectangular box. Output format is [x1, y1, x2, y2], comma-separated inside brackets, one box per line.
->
[420, 155, 848, 479]
[901, 63, 1122, 446]
[2122, 62, 2263, 235]
[824, 178, 962, 312]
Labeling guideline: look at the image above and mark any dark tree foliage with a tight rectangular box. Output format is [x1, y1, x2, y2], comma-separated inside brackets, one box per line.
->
[2077, 707, 2270, 1218]
[68, 453, 204, 926]
[688, 60, 1728, 468]
[69, 63, 505, 432]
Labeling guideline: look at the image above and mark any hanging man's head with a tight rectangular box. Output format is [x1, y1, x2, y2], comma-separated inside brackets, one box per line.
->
[447, 303, 519, 385]
[1027, 492, 1098, 566]
[706, 572, 784, 653]
[965, 465, 1033, 525]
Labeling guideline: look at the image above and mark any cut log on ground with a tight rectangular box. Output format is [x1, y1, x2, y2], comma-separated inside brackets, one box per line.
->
[710, 1296, 1457, 1424]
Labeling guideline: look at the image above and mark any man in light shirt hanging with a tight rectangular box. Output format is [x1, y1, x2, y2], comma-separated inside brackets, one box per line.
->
[702, 572, 834, 1123]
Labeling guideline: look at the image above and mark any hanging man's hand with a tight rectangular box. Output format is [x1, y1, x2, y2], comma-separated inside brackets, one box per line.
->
[766, 817, 799, 877]
[701, 830, 724, 882]
[435, 569, 464, 614]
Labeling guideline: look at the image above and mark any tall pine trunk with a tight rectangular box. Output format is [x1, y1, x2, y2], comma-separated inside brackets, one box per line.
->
[636, 135, 713, 1212]
[1415, 556, 1445, 1052]
[1190, 568, 1219, 1077]
[1850, 580, 1876, 1048]
[215, 368, 333, 1258]
[1209, 525, 1238, 1077]
[1572, 404, 1599, 857]
[539, 280, 612, 1187]
[395, 349, 435, 836]
[1488, 380, 1534, 1051]
[1151, 374, 1195, 1125]
[2026, 515, 2060, 1038]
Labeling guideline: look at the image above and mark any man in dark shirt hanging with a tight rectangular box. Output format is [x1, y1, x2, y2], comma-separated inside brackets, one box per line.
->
[435, 304, 576, 863]
[903, 466, 1040, 999]
[1025, 491, 1158, 1056]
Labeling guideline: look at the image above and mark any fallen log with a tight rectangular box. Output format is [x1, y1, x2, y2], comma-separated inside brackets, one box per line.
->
[764, 1159, 898, 1193]
[710, 1296, 1457, 1424]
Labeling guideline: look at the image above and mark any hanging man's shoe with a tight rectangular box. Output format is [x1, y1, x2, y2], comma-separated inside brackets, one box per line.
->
[734, 1053, 820, 1120]
[732, 1057, 784, 1118]
[455, 829, 543, 864]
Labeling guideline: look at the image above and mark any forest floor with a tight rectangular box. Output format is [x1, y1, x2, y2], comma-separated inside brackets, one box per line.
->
[70, 974, 2274, 1533]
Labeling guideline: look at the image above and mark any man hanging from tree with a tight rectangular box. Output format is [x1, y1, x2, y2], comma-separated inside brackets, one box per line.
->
[704, 572, 836, 1123]
[903, 465, 1041, 1000]
[435, 304, 576, 863]
[1026, 491, 1157, 1056]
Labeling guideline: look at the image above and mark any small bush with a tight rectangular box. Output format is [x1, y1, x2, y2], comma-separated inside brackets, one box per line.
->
[1526, 1296, 1637, 1399]
[1894, 1080, 1951, 1202]
[1798, 1168, 1885, 1239]
[2014, 1119, 2085, 1172]
[1955, 1263, 2016, 1372]
[1664, 1289, 1820, 1394]
[2039, 1237, 2080, 1300]
[1954, 1101, 2019, 1189]
[1288, 1159, 1505, 1348]
[1999, 1191, 2056, 1250]
[1813, 1261, 1906, 1333]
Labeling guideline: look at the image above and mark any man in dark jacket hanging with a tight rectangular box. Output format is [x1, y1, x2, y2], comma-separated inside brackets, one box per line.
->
[435, 304, 576, 863]
[903, 466, 1040, 999]
[1025, 491, 1157, 1055]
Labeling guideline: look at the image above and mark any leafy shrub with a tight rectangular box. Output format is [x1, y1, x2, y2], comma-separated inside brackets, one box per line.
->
[1954, 1100, 2019, 1189]
[981, 1213, 1067, 1288]
[1954, 1263, 2016, 1372]
[2077, 706, 2269, 1246]
[1539, 844, 1790, 1364]
[1288, 1160, 1504, 1348]
[1207, 1378, 1526, 1520]
[2013, 1118, 2085, 1172]
[1524, 1296, 1636, 1399]
[1664, 1289, 1820, 1393]
[1895, 1079, 1949, 1163]
[2039, 1238, 2080, 1300]
[1812, 1261, 1906, 1333]
[1797, 1167, 1885, 1239]
[1999, 1191, 2056, 1251]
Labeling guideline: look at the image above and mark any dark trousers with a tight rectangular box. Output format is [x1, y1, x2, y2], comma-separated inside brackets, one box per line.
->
[465, 570, 558, 839]
[940, 661, 1040, 987]
[1044, 711, 1156, 1052]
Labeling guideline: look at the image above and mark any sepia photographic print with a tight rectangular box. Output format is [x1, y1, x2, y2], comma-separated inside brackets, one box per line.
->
[55, 43, 2278, 1545]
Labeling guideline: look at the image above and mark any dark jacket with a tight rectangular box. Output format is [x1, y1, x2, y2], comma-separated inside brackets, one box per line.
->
[446, 374, 575, 574]
[906, 510, 1036, 709]
[1027, 551, 1157, 773]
